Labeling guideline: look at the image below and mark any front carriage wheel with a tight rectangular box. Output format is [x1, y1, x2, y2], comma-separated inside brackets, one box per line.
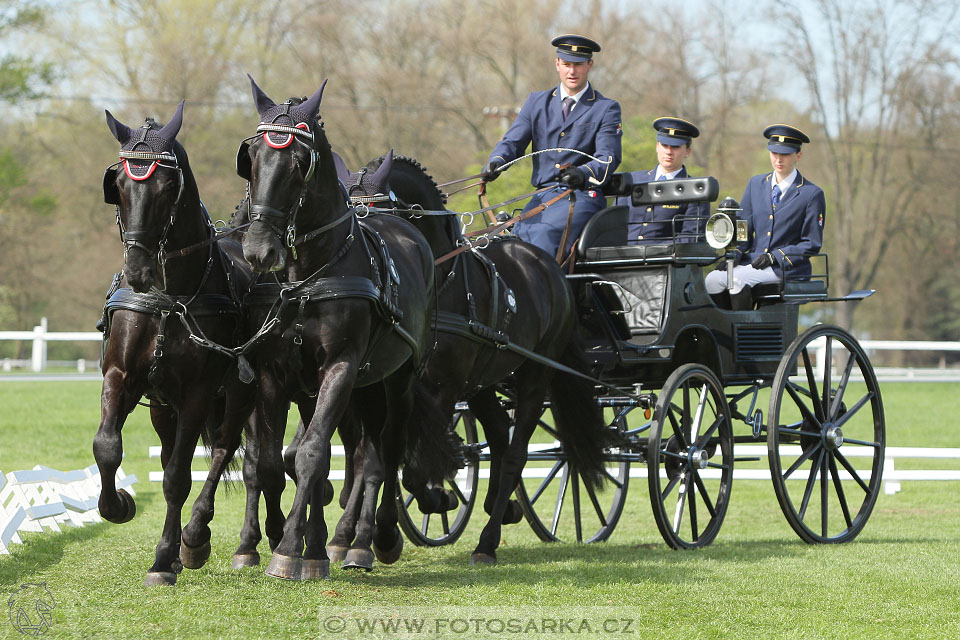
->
[513, 405, 629, 543]
[648, 363, 734, 550]
[397, 408, 479, 546]
[768, 324, 885, 543]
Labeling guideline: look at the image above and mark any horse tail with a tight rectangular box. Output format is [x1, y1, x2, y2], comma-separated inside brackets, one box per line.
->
[402, 382, 463, 486]
[199, 396, 245, 493]
[548, 331, 612, 493]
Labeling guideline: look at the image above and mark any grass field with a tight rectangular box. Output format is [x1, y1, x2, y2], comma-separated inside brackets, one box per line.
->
[1, 380, 959, 639]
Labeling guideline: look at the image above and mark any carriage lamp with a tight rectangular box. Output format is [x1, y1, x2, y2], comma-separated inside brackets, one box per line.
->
[705, 197, 745, 249]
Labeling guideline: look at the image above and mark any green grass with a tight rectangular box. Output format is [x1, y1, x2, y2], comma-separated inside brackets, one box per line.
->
[1, 382, 959, 639]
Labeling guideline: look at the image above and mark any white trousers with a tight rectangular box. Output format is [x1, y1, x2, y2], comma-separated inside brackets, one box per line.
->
[705, 265, 780, 294]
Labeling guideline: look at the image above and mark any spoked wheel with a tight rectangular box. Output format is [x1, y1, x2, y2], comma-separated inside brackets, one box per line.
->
[397, 407, 479, 546]
[768, 324, 885, 543]
[513, 404, 629, 543]
[649, 363, 733, 550]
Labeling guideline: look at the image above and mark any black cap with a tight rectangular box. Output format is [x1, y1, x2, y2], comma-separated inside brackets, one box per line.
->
[763, 124, 810, 153]
[552, 34, 601, 62]
[653, 117, 700, 146]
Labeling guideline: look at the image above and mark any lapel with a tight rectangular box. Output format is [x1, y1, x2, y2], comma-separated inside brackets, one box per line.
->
[562, 85, 597, 129]
[762, 173, 775, 217]
[778, 171, 805, 208]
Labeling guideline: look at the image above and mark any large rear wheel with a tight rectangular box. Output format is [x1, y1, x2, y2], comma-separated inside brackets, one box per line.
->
[768, 324, 885, 543]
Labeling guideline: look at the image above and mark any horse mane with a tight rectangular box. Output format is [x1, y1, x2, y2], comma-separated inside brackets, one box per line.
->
[365, 154, 446, 205]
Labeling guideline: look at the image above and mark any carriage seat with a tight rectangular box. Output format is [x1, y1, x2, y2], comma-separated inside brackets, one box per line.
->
[575, 205, 715, 265]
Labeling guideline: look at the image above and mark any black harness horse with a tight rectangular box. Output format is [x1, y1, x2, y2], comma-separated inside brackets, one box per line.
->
[236, 77, 449, 580]
[339, 153, 615, 565]
[96, 102, 254, 586]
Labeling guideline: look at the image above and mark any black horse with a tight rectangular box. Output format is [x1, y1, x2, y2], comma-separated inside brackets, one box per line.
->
[338, 152, 614, 565]
[97, 102, 254, 585]
[236, 77, 451, 580]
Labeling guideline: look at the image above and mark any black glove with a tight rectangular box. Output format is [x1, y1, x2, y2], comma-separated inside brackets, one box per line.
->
[751, 253, 775, 269]
[481, 160, 502, 182]
[559, 167, 586, 190]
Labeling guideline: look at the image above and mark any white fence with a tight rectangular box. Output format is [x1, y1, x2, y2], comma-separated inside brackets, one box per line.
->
[151, 444, 960, 496]
[2, 318, 960, 376]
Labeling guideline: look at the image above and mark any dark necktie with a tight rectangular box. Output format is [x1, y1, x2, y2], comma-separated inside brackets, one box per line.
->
[562, 97, 574, 120]
[772, 184, 782, 209]
[657, 174, 667, 181]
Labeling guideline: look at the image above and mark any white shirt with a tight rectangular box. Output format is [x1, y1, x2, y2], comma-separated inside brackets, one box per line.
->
[655, 166, 684, 180]
[773, 168, 798, 198]
[559, 83, 590, 115]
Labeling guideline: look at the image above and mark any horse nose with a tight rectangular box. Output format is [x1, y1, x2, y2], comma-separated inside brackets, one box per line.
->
[243, 243, 284, 273]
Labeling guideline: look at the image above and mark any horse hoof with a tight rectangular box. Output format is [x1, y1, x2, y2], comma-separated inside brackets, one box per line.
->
[322, 480, 335, 506]
[265, 554, 302, 580]
[143, 571, 177, 586]
[231, 552, 260, 569]
[180, 538, 211, 570]
[342, 548, 374, 571]
[470, 553, 497, 566]
[441, 489, 460, 511]
[503, 500, 524, 525]
[301, 558, 330, 580]
[326, 545, 350, 563]
[372, 535, 403, 565]
[102, 489, 137, 524]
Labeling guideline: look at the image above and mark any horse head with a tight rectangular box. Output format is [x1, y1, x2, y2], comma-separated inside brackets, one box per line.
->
[103, 101, 187, 293]
[238, 75, 338, 273]
[337, 149, 395, 206]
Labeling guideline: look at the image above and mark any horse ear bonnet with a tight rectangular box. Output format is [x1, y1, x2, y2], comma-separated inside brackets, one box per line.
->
[104, 103, 182, 193]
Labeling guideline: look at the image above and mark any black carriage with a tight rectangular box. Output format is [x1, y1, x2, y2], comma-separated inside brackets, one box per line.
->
[398, 174, 885, 551]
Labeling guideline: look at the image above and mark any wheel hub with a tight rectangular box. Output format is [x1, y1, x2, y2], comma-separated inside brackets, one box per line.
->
[823, 424, 844, 450]
[687, 447, 710, 469]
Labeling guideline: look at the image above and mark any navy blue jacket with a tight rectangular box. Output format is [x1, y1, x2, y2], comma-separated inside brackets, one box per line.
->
[735, 171, 825, 278]
[615, 167, 709, 244]
[489, 84, 622, 187]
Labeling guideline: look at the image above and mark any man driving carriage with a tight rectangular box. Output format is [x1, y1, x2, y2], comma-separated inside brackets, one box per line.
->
[614, 116, 708, 244]
[705, 124, 825, 306]
[481, 34, 622, 261]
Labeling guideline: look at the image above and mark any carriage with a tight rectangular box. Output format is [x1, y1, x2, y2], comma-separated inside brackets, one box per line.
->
[396, 174, 886, 551]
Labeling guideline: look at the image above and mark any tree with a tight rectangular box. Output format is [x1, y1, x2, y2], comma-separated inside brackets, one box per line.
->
[775, 0, 960, 330]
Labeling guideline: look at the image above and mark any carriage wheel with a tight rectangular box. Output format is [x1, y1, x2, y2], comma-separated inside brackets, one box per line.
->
[513, 405, 629, 543]
[397, 408, 479, 546]
[768, 324, 885, 543]
[648, 363, 733, 550]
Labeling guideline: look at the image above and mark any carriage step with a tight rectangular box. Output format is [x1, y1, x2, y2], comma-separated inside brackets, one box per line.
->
[734, 457, 762, 462]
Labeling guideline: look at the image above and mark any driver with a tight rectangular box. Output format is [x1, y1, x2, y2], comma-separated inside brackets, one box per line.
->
[481, 34, 622, 261]
[705, 124, 825, 306]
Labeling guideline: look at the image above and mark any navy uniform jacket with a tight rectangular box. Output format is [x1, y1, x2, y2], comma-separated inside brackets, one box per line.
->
[489, 85, 622, 257]
[734, 171, 825, 278]
[615, 167, 709, 244]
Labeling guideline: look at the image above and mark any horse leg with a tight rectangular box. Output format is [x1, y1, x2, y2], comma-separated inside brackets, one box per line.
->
[93, 368, 142, 525]
[267, 370, 355, 581]
[327, 421, 367, 563]
[182, 390, 253, 570]
[255, 376, 291, 555]
[233, 412, 264, 568]
[337, 406, 363, 509]
[471, 372, 549, 565]
[373, 370, 417, 565]
[468, 388, 523, 525]
[341, 435, 382, 571]
[145, 393, 212, 586]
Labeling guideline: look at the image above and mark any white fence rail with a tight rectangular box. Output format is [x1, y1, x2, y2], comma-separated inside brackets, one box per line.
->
[2, 318, 960, 376]
[150, 444, 960, 495]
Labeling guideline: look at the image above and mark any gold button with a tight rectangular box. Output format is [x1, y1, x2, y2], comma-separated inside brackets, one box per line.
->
[560, 132, 566, 137]
[764, 249, 769, 253]
[767, 232, 771, 235]
[555, 163, 561, 169]
[769, 215, 773, 219]
[638, 235, 644, 240]
[646, 207, 652, 212]
[643, 222, 648, 226]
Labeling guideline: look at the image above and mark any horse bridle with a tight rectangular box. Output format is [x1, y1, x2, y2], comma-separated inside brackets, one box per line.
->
[237, 117, 327, 259]
[103, 144, 186, 288]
